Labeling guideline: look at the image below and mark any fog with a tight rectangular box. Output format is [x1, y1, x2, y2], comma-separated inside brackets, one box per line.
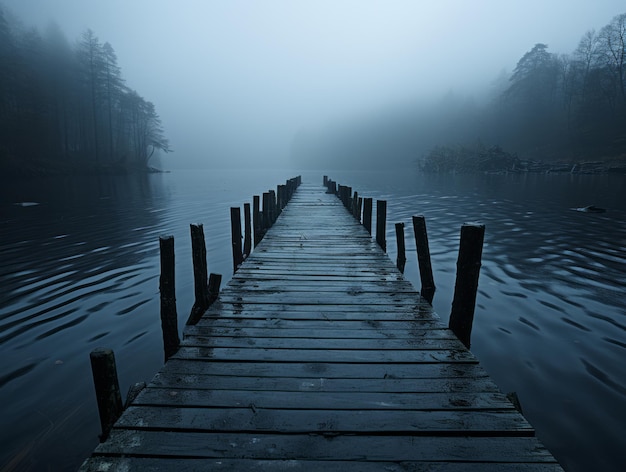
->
[4, 0, 624, 169]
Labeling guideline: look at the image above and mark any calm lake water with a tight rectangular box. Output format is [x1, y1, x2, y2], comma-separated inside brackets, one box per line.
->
[1, 168, 624, 471]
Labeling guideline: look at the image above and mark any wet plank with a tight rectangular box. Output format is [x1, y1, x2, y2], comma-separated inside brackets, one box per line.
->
[81, 457, 564, 472]
[94, 430, 558, 462]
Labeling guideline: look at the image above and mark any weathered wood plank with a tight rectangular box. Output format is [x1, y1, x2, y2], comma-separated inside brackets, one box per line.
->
[133, 388, 511, 410]
[93, 430, 559, 462]
[160, 359, 489, 379]
[192, 318, 444, 331]
[180, 336, 466, 350]
[184, 325, 458, 339]
[116, 406, 534, 434]
[148, 372, 500, 393]
[80, 457, 564, 472]
[171, 347, 477, 363]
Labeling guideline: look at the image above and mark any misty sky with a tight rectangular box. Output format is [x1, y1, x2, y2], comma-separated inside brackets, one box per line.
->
[4, 0, 625, 169]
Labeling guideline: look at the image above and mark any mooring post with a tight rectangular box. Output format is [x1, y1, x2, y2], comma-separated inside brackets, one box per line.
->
[376, 200, 387, 252]
[412, 215, 436, 304]
[357, 197, 363, 224]
[189, 224, 209, 322]
[89, 348, 123, 442]
[230, 207, 244, 273]
[262, 192, 271, 233]
[363, 198, 373, 234]
[395, 222, 406, 273]
[325, 179, 334, 193]
[269, 190, 277, 225]
[243, 203, 252, 258]
[253, 195, 261, 247]
[159, 235, 180, 362]
[208, 272, 222, 306]
[352, 191, 359, 220]
[448, 223, 485, 349]
[323, 175, 328, 186]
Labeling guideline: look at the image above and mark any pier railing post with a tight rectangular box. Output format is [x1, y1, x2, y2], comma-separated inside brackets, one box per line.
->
[269, 190, 277, 225]
[243, 203, 252, 258]
[189, 224, 209, 321]
[89, 348, 123, 442]
[412, 215, 436, 304]
[159, 235, 180, 362]
[395, 222, 406, 273]
[208, 272, 222, 306]
[376, 200, 387, 252]
[263, 192, 271, 231]
[230, 207, 244, 273]
[449, 223, 485, 349]
[363, 198, 373, 234]
[253, 195, 261, 247]
[352, 191, 359, 220]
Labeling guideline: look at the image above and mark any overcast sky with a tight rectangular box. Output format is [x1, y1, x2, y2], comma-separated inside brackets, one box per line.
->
[3, 0, 624, 169]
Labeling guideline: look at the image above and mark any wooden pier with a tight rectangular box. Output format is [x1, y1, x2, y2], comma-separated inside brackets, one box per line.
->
[80, 180, 563, 471]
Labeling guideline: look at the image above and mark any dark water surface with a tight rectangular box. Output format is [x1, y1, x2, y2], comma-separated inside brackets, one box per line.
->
[1, 169, 624, 471]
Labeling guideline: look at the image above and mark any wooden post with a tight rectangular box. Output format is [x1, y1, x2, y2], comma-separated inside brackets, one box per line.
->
[159, 235, 179, 362]
[230, 207, 244, 273]
[188, 273, 222, 325]
[269, 190, 277, 225]
[325, 179, 334, 194]
[253, 195, 261, 247]
[357, 197, 363, 224]
[352, 191, 359, 219]
[208, 273, 222, 306]
[262, 192, 271, 233]
[243, 203, 252, 258]
[89, 348, 123, 442]
[412, 215, 436, 304]
[189, 224, 209, 322]
[363, 198, 373, 234]
[395, 222, 406, 273]
[449, 223, 485, 349]
[323, 175, 328, 186]
[376, 200, 387, 252]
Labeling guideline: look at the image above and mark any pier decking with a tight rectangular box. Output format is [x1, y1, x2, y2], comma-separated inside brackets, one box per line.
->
[80, 182, 562, 471]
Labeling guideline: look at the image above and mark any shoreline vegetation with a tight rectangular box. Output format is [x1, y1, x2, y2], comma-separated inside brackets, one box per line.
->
[0, 5, 170, 180]
[418, 143, 626, 175]
[291, 12, 626, 174]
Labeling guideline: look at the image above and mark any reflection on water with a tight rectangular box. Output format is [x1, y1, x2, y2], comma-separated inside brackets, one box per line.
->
[0, 169, 624, 471]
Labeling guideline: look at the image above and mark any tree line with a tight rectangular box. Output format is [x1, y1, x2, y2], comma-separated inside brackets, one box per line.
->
[0, 5, 170, 176]
[292, 12, 626, 172]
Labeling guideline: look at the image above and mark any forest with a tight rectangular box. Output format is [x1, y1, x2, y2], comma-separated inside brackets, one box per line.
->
[292, 12, 626, 173]
[0, 5, 170, 176]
